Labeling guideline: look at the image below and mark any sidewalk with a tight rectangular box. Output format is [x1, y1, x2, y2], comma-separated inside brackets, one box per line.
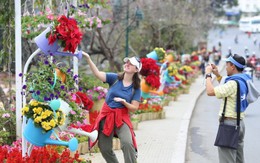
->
[81, 62, 225, 163]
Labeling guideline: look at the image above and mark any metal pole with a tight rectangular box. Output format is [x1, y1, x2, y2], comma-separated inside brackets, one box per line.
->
[72, 0, 79, 89]
[15, 0, 22, 138]
[125, 0, 129, 58]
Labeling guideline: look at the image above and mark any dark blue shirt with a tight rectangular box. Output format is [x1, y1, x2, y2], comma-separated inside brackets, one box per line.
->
[105, 73, 141, 109]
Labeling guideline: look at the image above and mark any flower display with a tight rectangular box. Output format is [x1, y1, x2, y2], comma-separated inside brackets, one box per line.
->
[47, 15, 83, 53]
[167, 64, 178, 76]
[139, 58, 160, 77]
[21, 54, 92, 129]
[0, 145, 87, 162]
[22, 100, 65, 132]
[22, 54, 76, 102]
[154, 47, 166, 63]
[145, 75, 161, 89]
[86, 86, 108, 101]
[140, 58, 161, 90]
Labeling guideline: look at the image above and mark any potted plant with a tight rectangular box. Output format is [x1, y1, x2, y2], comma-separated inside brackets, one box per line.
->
[139, 58, 161, 93]
[21, 54, 93, 129]
[22, 99, 65, 133]
[154, 47, 166, 63]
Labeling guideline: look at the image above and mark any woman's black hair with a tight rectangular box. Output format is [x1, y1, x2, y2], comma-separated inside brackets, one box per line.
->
[232, 54, 246, 72]
[117, 72, 141, 89]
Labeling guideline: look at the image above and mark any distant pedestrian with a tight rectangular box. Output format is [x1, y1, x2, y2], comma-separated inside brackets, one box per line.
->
[205, 54, 260, 163]
[247, 31, 251, 38]
[234, 35, 238, 44]
[253, 36, 257, 45]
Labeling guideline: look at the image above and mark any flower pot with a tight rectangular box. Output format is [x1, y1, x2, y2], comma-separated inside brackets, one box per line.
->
[141, 79, 150, 93]
[34, 27, 60, 55]
[34, 27, 83, 59]
[55, 68, 66, 83]
[91, 99, 105, 112]
[146, 51, 158, 61]
[23, 118, 78, 151]
[166, 55, 174, 62]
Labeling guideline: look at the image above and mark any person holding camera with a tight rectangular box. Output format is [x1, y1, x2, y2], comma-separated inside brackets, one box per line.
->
[205, 54, 260, 163]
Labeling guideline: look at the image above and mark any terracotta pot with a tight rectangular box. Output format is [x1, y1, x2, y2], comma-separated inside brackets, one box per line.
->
[55, 68, 66, 83]
[166, 55, 174, 62]
[141, 79, 150, 93]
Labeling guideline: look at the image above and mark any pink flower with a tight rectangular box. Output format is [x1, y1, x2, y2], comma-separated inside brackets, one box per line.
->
[2, 113, 10, 118]
[70, 110, 76, 115]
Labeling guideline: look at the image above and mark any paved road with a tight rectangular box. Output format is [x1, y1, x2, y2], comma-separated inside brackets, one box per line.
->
[186, 27, 260, 163]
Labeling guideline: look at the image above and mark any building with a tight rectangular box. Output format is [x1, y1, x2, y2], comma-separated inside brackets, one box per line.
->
[238, 0, 260, 14]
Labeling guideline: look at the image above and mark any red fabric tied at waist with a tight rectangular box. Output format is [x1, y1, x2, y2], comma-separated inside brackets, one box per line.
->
[89, 102, 136, 150]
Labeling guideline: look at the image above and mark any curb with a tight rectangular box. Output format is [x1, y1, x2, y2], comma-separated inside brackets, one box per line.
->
[171, 61, 225, 163]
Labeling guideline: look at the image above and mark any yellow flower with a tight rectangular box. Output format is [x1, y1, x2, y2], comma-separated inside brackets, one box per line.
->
[22, 106, 29, 115]
[41, 110, 53, 119]
[59, 117, 65, 125]
[41, 121, 52, 131]
[30, 100, 39, 106]
[33, 107, 43, 114]
[34, 116, 42, 123]
[49, 119, 56, 127]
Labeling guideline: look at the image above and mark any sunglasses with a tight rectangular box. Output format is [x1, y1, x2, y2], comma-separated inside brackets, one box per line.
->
[135, 56, 141, 63]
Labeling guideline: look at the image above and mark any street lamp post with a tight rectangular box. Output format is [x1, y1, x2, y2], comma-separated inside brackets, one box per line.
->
[113, 0, 143, 58]
[125, 0, 129, 57]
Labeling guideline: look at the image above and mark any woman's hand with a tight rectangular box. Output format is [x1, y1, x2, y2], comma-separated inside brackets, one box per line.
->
[82, 51, 90, 59]
[114, 97, 126, 103]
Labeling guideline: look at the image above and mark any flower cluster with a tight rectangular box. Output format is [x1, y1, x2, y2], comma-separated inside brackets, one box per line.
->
[167, 64, 178, 76]
[154, 47, 166, 63]
[66, 99, 89, 128]
[21, 54, 76, 102]
[47, 15, 83, 53]
[145, 75, 161, 89]
[140, 58, 161, 89]
[139, 58, 160, 77]
[86, 86, 108, 101]
[0, 145, 87, 162]
[22, 100, 65, 132]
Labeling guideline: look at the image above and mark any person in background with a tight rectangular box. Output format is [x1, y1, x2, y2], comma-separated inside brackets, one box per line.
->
[204, 54, 260, 163]
[82, 51, 142, 163]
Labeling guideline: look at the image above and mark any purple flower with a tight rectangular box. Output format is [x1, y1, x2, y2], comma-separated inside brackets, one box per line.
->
[22, 85, 27, 89]
[60, 85, 65, 90]
[19, 73, 23, 77]
[36, 90, 41, 95]
[44, 60, 49, 65]
[73, 75, 78, 80]
[79, 87, 83, 91]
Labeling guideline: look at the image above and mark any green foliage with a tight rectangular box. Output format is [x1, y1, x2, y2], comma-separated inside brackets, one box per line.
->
[0, 109, 16, 145]
[78, 72, 108, 91]
[24, 55, 76, 102]
[22, 15, 51, 39]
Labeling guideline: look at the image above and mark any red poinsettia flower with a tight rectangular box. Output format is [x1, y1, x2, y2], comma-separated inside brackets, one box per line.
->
[145, 75, 161, 89]
[140, 58, 160, 76]
[48, 15, 83, 54]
